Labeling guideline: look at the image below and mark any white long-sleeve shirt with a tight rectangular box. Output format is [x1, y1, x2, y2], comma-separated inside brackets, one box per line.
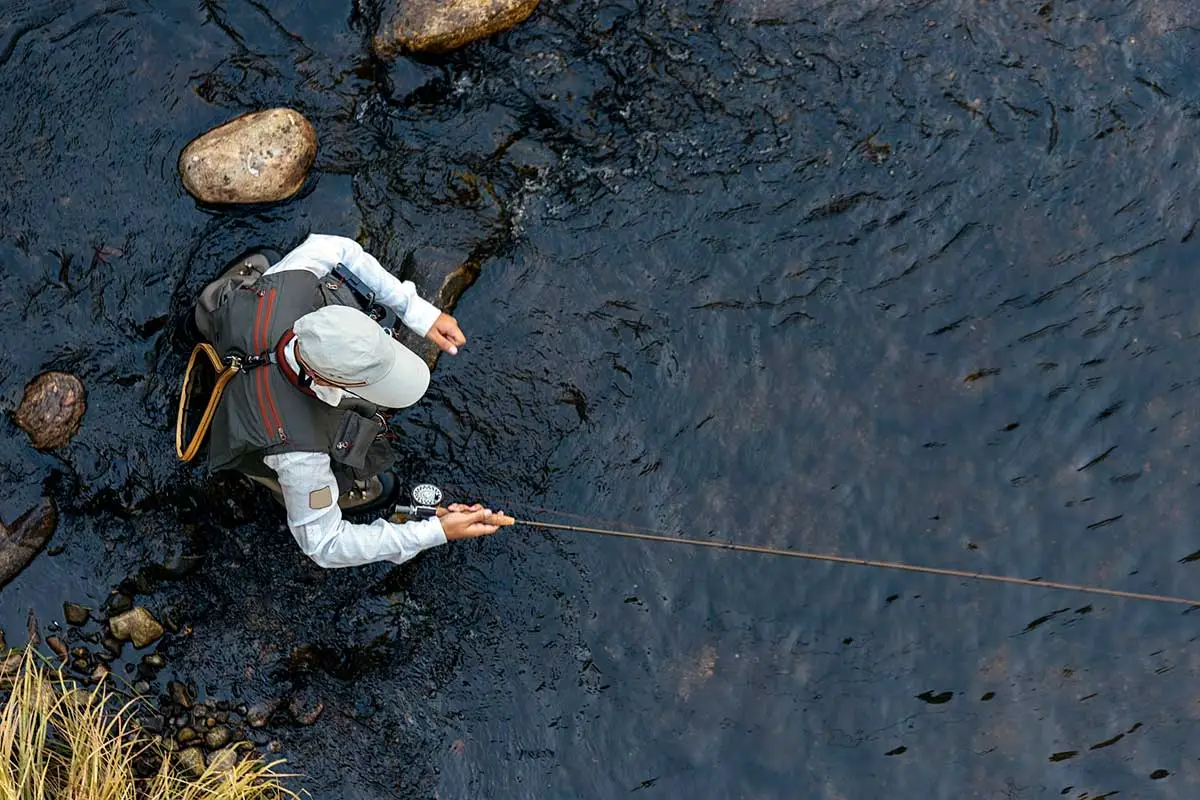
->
[258, 234, 447, 568]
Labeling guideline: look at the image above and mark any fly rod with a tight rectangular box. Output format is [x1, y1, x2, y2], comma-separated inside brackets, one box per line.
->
[396, 485, 1200, 608]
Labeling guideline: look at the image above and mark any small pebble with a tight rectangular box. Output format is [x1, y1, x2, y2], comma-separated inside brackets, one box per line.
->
[246, 698, 280, 728]
[204, 726, 231, 750]
[104, 592, 133, 615]
[0, 651, 21, 679]
[287, 693, 324, 726]
[108, 607, 164, 649]
[45, 636, 68, 661]
[63, 602, 91, 626]
[168, 681, 195, 709]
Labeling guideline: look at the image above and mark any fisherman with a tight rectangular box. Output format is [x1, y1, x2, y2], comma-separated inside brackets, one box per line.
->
[191, 233, 500, 568]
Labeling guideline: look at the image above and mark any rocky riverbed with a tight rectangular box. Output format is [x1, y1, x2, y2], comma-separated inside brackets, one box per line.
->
[2, 597, 333, 779]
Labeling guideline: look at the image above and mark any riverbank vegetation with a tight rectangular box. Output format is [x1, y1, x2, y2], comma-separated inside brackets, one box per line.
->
[0, 648, 302, 799]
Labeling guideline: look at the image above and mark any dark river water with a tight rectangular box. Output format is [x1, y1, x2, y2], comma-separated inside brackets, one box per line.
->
[3, 0, 1200, 797]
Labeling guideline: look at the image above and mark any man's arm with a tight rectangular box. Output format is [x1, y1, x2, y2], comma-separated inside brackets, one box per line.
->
[264, 234, 442, 336]
[263, 450, 446, 568]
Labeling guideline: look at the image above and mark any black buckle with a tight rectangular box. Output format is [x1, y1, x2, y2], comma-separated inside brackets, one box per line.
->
[331, 262, 387, 321]
[232, 350, 273, 370]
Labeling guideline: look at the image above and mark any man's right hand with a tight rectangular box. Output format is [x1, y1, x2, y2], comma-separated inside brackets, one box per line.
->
[426, 312, 466, 355]
[439, 503, 501, 540]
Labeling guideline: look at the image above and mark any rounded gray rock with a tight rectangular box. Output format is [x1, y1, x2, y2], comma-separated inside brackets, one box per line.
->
[207, 746, 240, 774]
[178, 108, 317, 204]
[176, 747, 207, 777]
[204, 726, 231, 750]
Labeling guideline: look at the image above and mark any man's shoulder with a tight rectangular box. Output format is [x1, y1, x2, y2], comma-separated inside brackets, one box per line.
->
[288, 234, 357, 261]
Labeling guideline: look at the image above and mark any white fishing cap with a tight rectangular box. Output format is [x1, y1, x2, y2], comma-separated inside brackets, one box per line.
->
[293, 305, 430, 409]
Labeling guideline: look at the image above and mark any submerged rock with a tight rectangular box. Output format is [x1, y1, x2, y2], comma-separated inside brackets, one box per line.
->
[100, 635, 124, 657]
[13, 372, 86, 450]
[103, 591, 133, 615]
[26, 608, 39, 647]
[141, 652, 167, 672]
[168, 680, 195, 709]
[245, 698, 280, 728]
[373, 0, 540, 56]
[108, 607, 164, 649]
[0, 498, 58, 590]
[287, 692, 324, 726]
[45, 635, 68, 662]
[63, 602, 90, 626]
[178, 109, 317, 205]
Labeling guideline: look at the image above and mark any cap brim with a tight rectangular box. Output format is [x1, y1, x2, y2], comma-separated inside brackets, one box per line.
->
[352, 337, 430, 409]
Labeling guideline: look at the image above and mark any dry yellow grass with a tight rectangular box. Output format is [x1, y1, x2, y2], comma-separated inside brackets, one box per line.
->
[0, 648, 304, 800]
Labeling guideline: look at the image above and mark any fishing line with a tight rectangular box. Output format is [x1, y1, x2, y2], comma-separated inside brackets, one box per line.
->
[515, 518, 1200, 608]
[413, 485, 1200, 607]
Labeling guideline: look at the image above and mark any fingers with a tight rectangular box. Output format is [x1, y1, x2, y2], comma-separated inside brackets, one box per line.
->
[441, 507, 504, 540]
[465, 521, 500, 538]
[428, 329, 456, 355]
[429, 313, 466, 355]
[442, 321, 466, 347]
[465, 509, 500, 538]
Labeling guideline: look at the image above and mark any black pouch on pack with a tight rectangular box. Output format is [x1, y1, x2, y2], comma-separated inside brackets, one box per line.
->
[329, 412, 386, 471]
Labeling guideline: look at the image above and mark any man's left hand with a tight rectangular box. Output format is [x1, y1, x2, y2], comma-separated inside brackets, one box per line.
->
[426, 313, 466, 355]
